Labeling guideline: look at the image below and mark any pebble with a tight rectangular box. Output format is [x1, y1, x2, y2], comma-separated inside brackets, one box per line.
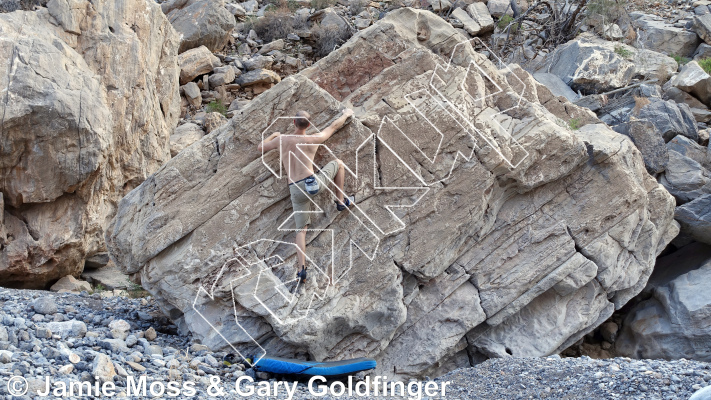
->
[35, 326, 51, 339]
[31, 296, 58, 315]
[152, 358, 166, 367]
[0, 350, 12, 363]
[57, 364, 74, 374]
[144, 326, 157, 341]
[125, 361, 146, 372]
[125, 334, 138, 347]
[108, 319, 131, 340]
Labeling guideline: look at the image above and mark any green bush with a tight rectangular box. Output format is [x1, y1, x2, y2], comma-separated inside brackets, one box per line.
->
[569, 118, 580, 131]
[698, 58, 711, 73]
[672, 54, 691, 66]
[614, 46, 632, 58]
[263, 0, 301, 12]
[207, 100, 228, 116]
[90, 283, 105, 294]
[586, 0, 628, 21]
[498, 15, 515, 31]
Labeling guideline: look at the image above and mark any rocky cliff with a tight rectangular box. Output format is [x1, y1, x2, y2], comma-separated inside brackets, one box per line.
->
[0, 0, 180, 288]
[107, 8, 678, 379]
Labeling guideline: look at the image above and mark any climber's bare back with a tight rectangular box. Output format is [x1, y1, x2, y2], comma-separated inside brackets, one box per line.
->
[257, 109, 353, 184]
[282, 134, 320, 183]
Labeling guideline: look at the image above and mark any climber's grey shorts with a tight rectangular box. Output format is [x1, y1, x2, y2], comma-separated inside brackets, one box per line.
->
[288, 160, 339, 229]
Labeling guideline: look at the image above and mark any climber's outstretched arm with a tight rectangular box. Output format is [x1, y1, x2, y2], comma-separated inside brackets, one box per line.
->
[258, 132, 281, 152]
[307, 109, 353, 145]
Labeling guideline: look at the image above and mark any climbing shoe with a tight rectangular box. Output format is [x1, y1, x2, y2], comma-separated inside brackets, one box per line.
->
[297, 266, 307, 283]
[336, 195, 355, 211]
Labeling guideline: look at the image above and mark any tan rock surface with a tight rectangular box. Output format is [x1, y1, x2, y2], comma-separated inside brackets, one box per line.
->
[0, 0, 180, 288]
[170, 123, 204, 157]
[178, 45, 221, 85]
[50, 276, 92, 293]
[107, 8, 677, 379]
[163, 0, 235, 53]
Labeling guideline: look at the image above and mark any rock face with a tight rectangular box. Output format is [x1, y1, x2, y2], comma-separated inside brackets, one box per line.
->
[616, 259, 711, 362]
[107, 8, 677, 379]
[163, 0, 235, 54]
[0, 0, 180, 288]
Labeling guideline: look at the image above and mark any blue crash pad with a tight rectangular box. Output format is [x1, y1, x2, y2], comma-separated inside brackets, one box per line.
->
[252, 356, 376, 376]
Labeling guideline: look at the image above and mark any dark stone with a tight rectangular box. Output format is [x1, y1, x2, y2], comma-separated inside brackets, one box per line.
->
[625, 119, 668, 174]
[638, 99, 700, 143]
[675, 194, 711, 245]
[84, 252, 110, 269]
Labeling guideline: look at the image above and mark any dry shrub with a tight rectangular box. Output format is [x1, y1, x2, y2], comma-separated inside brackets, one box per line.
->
[632, 96, 650, 116]
[349, 0, 369, 15]
[586, 0, 628, 22]
[311, 23, 353, 57]
[250, 11, 296, 43]
[310, 0, 337, 10]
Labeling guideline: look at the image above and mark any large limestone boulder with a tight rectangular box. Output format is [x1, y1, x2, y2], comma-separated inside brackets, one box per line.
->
[0, 0, 180, 288]
[487, 0, 512, 17]
[661, 140, 711, 204]
[625, 119, 668, 174]
[451, 7, 480, 36]
[163, 0, 236, 54]
[467, 2, 494, 34]
[178, 45, 222, 85]
[170, 123, 204, 157]
[664, 86, 711, 123]
[670, 61, 711, 107]
[632, 49, 678, 83]
[538, 34, 677, 94]
[535, 34, 635, 94]
[107, 8, 677, 379]
[632, 12, 701, 57]
[636, 99, 699, 143]
[533, 73, 579, 102]
[694, 13, 711, 45]
[675, 194, 711, 245]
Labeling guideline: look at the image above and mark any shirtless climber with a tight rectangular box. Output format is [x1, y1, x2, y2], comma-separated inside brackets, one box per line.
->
[257, 109, 355, 277]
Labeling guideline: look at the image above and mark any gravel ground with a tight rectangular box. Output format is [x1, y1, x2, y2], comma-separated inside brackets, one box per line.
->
[437, 356, 711, 400]
[0, 288, 709, 400]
